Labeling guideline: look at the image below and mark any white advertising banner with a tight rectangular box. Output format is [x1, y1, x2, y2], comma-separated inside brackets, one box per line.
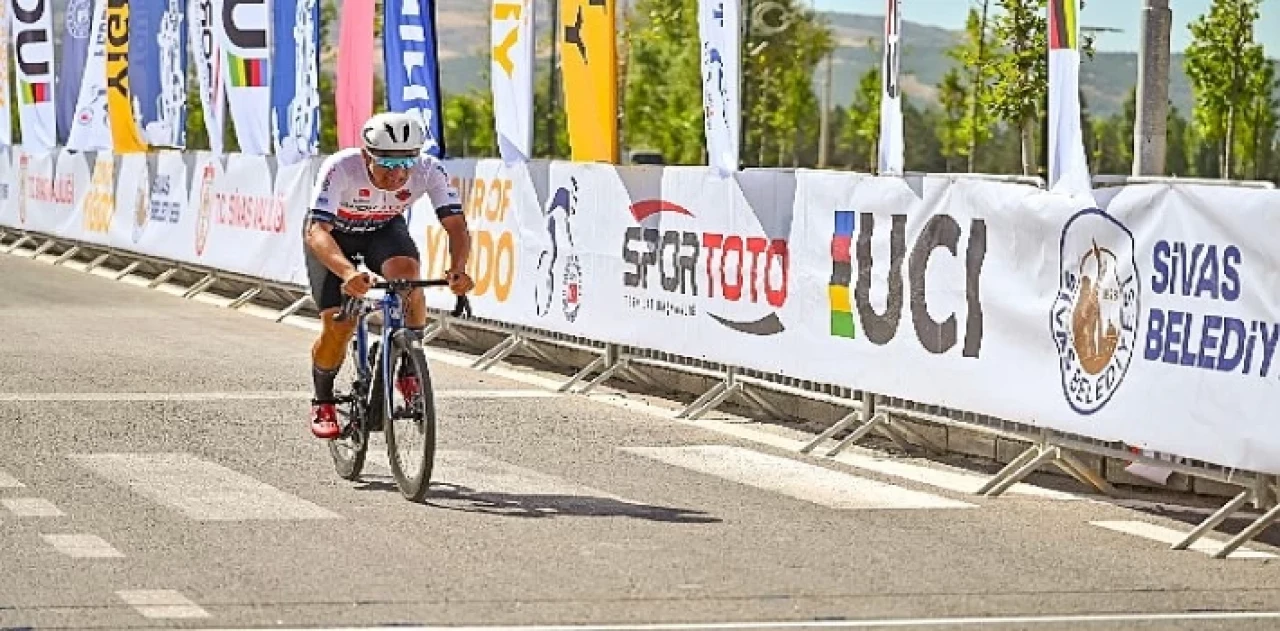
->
[79, 151, 117, 246]
[108, 153, 152, 248]
[490, 0, 535, 164]
[271, 157, 317, 286]
[10, 0, 58, 152]
[0, 148, 15, 225]
[126, 150, 194, 261]
[192, 154, 290, 280]
[698, 0, 740, 176]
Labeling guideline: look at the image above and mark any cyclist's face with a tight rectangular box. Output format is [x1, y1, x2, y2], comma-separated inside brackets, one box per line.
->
[364, 151, 414, 189]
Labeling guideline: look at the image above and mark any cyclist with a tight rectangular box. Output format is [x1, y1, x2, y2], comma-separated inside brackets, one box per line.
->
[302, 112, 473, 440]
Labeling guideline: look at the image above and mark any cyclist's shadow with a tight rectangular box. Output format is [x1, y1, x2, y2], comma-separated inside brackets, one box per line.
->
[355, 476, 721, 524]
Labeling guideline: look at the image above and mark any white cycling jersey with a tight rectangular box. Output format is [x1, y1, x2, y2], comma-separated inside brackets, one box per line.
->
[306, 147, 463, 234]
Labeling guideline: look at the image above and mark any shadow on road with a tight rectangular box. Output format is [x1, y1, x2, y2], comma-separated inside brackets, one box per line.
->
[354, 476, 721, 523]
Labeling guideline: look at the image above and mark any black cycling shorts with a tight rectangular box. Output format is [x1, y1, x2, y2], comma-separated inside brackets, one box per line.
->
[304, 215, 421, 311]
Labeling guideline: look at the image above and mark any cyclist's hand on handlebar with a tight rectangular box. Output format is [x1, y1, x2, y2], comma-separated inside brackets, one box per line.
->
[341, 270, 373, 298]
[446, 269, 474, 296]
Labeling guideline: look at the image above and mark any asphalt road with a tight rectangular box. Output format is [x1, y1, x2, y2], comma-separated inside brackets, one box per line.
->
[4, 250, 1280, 631]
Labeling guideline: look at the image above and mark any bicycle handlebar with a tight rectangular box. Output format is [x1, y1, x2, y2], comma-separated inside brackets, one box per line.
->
[333, 278, 472, 323]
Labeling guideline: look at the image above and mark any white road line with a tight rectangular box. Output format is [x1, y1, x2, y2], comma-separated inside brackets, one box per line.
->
[366, 447, 629, 500]
[1090, 520, 1276, 559]
[116, 589, 210, 620]
[41, 533, 125, 558]
[0, 467, 25, 488]
[69, 453, 341, 521]
[3, 497, 65, 517]
[621, 445, 975, 510]
[0, 389, 555, 402]
[189, 610, 1280, 630]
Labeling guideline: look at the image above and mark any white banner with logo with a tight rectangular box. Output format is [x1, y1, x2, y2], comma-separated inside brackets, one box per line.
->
[698, 0, 740, 176]
[79, 151, 117, 246]
[192, 154, 293, 280]
[126, 150, 195, 261]
[0, 148, 15, 223]
[109, 153, 152, 248]
[10, 0, 58, 151]
[490, 0, 535, 163]
[217, 0, 270, 154]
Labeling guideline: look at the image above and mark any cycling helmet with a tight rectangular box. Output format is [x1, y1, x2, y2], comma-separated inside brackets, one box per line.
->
[361, 112, 425, 155]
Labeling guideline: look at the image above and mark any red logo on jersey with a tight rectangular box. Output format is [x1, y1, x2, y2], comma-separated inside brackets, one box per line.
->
[358, 188, 371, 197]
[396, 189, 412, 201]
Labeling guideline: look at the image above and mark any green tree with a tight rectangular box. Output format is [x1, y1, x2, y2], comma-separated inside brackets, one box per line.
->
[935, 68, 969, 172]
[938, 7, 997, 172]
[621, 0, 704, 164]
[839, 63, 881, 171]
[1184, 0, 1269, 179]
[986, 0, 1046, 176]
[1165, 104, 1191, 176]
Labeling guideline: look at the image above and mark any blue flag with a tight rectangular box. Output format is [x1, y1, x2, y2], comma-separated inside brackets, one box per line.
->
[57, 0, 96, 144]
[271, 0, 321, 165]
[383, 0, 445, 158]
[131, 0, 187, 148]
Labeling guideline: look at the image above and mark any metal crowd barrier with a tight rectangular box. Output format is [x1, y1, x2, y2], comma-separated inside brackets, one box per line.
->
[5, 223, 1279, 561]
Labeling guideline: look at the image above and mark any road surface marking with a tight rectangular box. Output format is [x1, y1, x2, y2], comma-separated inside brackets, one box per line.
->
[41, 533, 125, 558]
[0, 389, 554, 402]
[3, 497, 65, 517]
[190, 610, 1280, 630]
[621, 445, 975, 510]
[1090, 520, 1276, 559]
[0, 467, 25, 488]
[116, 589, 210, 619]
[69, 453, 341, 521]
[367, 448, 629, 501]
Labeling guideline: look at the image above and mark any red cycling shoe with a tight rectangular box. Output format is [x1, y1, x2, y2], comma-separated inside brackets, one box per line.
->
[311, 401, 340, 439]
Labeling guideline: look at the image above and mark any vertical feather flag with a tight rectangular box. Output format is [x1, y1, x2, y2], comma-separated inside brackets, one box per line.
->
[384, 0, 445, 158]
[106, 0, 149, 152]
[337, 0, 375, 149]
[1048, 0, 1092, 196]
[558, 0, 618, 163]
[11, 0, 58, 151]
[271, 0, 321, 164]
[491, 0, 535, 163]
[878, 0, 904, 175]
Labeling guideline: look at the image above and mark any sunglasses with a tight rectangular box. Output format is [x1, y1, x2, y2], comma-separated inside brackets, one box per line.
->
[371, 155, 417, 170]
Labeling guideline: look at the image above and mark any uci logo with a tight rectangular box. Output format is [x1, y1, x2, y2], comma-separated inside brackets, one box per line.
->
[1050, 208, 1141, 415]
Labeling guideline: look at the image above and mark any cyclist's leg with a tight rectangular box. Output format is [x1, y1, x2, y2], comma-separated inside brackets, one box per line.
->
[304, 229, 363, 438]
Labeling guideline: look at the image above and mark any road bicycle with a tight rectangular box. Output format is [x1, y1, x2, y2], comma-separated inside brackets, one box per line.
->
[327, 274, 471, 502]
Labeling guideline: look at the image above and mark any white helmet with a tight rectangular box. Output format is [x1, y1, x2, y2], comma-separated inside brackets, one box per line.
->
[361, 112, 426, 154]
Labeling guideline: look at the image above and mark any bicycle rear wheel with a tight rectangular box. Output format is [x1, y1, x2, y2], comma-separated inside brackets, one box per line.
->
[383, 329, 437, 502]
[328, 391, 369, 480]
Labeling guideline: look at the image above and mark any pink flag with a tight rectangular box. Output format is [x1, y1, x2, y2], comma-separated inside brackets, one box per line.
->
[337, 0, 376, 149]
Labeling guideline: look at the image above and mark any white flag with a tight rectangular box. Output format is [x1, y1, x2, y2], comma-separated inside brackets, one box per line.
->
[66, 0, 112, 151]
[699, 0, 740, 176]
[1048, 0, 1092, 197]
[218, 0, 271, 155]
[878, 0, 904, 175]
[491, 0, 535, 163]
[190, 0, 226, 155]
[10, 0, 58, 152]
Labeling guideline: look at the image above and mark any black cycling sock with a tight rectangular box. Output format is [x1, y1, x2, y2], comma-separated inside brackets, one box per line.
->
[312, 365, 339, 402]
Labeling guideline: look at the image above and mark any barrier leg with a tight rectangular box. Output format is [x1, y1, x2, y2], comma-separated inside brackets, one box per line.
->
[473, 334, 525, 371]
[1173, 488, 1254, 551]
[739, 387, 791, 421]
[984, 446, 1058, 498]
[677, 368, 741, 420]
[826, 412, 891, 457]
[885, 416, 946, 456]
[419, 319, 446, 344]
[111, 261, 142, 280]
[147, 267, 180, 289]
[29, 239, 56, 258]
[227, 286, 264, 309]
[976, 444, 1044, 497]
[53, 246, 81, 266]
[5, 235, 31, 254]
[559, 352, 609, 393]
[577, 355, 631, 395]
[84, 252, 111, 272]
[274, 295, 312, 322]
[183, 273, 219, 298]
[799, 409, 862, 455]
[1055, 450, 1116, 497]
[1213, 486, 1280, 559]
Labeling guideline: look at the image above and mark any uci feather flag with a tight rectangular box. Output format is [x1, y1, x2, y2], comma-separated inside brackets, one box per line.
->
[878, 0, 904, 175]
[1047, 0, 1091, 197]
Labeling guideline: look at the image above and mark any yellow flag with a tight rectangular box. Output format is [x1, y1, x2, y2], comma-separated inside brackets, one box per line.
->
[105, 0, 148, 153]
[558, 0, 617, 163]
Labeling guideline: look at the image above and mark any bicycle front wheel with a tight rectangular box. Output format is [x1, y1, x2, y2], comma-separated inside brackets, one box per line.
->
[383, 329, 438, 502]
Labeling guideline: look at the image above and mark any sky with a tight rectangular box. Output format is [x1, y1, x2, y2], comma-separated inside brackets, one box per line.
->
[811, 0, 1280, 54]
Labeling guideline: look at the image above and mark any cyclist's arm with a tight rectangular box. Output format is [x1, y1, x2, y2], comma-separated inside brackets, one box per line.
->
[424, 161, 469, 274]
[304, 158, 360, 282]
